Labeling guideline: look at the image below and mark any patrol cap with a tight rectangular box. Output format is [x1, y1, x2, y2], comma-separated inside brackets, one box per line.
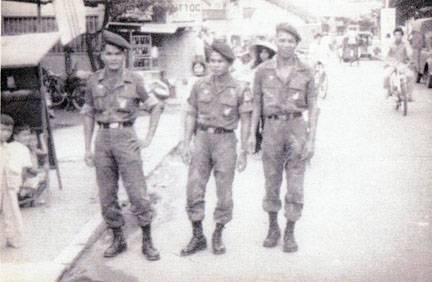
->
[102, 30, 131, 51]
[211, 41, 236, 63]
[276, 23, 301, 42]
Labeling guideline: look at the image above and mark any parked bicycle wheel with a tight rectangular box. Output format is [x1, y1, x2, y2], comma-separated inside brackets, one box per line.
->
[48, 83, 67, 107]
[71, 85, 86, 110]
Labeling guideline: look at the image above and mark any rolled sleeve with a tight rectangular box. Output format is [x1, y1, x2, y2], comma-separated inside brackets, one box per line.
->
[186, 81, 199, 117]
[80, 85, 94, 117]
[239, 85, 253, 114]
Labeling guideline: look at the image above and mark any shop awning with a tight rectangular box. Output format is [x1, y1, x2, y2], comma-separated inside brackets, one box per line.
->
[140, 23, 180, 34]
[1, 32, 61, 68]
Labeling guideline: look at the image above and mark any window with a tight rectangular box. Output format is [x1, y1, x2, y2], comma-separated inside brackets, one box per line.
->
[2, 16, 100, 54]
[131, 34, 153, 70]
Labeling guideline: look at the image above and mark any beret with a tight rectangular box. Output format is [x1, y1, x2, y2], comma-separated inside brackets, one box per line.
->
[1, 114, 14, 126]
[211, 41, 236, 62]
[103, 30, 131, 50]
[276, 23, 301, 42]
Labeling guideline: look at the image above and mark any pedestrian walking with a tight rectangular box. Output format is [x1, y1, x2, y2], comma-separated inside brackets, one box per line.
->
[247, 23, 319, 253]
[181, 41, 252, 256]
[81, 30, 163, 261]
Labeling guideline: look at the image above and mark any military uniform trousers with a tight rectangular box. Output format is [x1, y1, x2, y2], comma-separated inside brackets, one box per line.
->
[95, 126, 153, 228]
[262, 116, 308, 222]
[186, 130, 237, 225]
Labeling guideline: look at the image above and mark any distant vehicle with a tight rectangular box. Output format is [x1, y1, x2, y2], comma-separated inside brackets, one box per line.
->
[358, 32, 374, 59]
[411, 17, 432, 88]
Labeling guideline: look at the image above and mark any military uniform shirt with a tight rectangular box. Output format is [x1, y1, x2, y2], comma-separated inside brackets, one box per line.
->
[253, 56, 317, 117]
[81, 69, 159, 123]
[187, 74, 253, 130]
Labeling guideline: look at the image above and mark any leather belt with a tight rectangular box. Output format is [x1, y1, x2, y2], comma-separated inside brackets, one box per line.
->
[266, 113, 302, 121]
[98, 121, 134, 129]
[198, 124, 234, 134]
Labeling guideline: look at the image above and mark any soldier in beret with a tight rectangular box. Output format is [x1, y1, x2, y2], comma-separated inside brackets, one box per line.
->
[180, 41, 252, 256]
[81, 30, 163, 261]
[248, 23, 320, 253]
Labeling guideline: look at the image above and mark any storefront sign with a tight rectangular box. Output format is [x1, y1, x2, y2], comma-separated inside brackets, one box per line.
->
[168, 0, 202, 22]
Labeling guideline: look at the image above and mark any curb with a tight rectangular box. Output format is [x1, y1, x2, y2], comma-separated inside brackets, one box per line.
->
[54, 142, 181, 282]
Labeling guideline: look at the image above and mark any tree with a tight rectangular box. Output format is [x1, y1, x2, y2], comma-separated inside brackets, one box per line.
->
[393, 0, 425, 24]
[84, 0, 175, 71]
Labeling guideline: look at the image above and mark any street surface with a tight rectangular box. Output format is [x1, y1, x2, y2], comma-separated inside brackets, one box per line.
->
[62, 59, 432, 282]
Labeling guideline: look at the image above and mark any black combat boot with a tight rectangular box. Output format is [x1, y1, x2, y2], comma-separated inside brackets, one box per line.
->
[263, 212, 281, 248]
[212, 223, 226, 255]
[142, 224, 160, 261]
[181, 221, 207, 256]
[283, 221, 298, 253]
[103, 227, 127, 258]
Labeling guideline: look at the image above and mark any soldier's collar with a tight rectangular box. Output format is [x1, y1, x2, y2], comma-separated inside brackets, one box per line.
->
[98, 68, 134, 83]
[204, 73, 237, 87]
[265, 55, 308, 71]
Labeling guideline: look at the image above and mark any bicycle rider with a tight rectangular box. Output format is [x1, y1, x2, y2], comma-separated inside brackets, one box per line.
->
[383, 27, 414, 102]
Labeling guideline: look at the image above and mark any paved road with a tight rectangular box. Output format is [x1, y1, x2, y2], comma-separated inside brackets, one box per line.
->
[62, 60, 432, 282]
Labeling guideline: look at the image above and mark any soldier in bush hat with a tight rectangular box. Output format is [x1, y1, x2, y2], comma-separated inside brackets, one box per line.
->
[180, 40, 252, 256]
[81, 30, 163, 261]
[248, 22, 319, 253]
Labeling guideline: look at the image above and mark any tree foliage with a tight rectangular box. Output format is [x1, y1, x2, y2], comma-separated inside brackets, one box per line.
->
[83, 0, 175, 71]
[393, 0, 426, 24]
[109, 0, 175, 23]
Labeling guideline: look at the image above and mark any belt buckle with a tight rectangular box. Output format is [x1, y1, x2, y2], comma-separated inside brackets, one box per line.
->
[110, 123, 120, 129]
[208, 127, 215, 134]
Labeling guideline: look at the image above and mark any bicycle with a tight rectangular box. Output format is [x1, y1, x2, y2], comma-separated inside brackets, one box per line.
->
[314, 61, 329, 99]
[43, 69, 68, 107]
[389, 63, 410, 116]
[42, 68, 90, 111]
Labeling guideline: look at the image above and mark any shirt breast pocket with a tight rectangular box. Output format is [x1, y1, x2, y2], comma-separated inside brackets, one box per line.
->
[197, 90, 213, 114]
[262, 78, 280, 106]
[117, 84, 139, 113]
[220, 92, 238, 121]
[93, 86, 107, 112]
[289, 80, 307, 108]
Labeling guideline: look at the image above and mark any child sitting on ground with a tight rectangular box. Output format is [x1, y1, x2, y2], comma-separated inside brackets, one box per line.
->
[19, 131, 48, 203]
[0, 115, 32, 248]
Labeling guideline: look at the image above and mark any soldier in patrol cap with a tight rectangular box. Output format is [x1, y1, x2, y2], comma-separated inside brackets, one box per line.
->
[248, 23, 319, 253]
[81, 30, 163, 261]
[180, 41, 252, 256]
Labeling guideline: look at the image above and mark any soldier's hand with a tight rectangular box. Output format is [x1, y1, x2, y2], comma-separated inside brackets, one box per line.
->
[84, 151, 95, 167]
[247, 136, 257, 154]
[182, 143, 192, 165]
[301, 140, 315, 162]
[237, 151, 248, 172]
[128, 137, 151, 152]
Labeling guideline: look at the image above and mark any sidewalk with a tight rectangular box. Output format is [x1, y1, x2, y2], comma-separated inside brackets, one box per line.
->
[0, 108, 181, 282]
